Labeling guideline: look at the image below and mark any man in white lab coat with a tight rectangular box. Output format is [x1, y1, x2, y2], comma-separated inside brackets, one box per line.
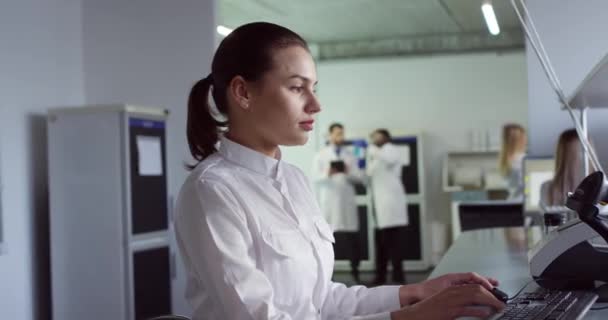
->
[367, 129, 409, 285]
[313, 123, 362, 282]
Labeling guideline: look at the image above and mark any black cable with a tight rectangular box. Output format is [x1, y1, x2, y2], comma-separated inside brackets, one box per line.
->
[507, 279, 535, 301]
[590, 304, 608, 311]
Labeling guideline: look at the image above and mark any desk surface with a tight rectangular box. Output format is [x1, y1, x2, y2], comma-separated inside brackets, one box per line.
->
[430, 227, 607, 319]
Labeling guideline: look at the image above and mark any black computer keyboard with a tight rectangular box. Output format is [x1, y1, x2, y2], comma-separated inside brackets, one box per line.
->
[496, 288, 598, 320]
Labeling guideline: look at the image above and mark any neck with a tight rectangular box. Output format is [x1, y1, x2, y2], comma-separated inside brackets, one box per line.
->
[226, 129, 278, 159]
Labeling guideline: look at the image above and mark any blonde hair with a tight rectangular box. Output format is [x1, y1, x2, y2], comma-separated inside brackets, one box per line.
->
[499, 124, 527, 176]
[547, 129, 583, 205]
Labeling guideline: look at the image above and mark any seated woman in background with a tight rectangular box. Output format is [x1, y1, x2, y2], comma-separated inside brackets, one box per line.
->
[498, 124, 527, 200]
[540, 129, 584, 209]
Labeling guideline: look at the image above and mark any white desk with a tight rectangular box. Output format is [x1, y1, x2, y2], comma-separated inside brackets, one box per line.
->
[431, 227, 608, 319]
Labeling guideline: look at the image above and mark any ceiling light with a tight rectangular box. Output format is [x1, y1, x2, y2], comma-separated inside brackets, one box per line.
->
[216, 25, 233, 37]
[482, 0, 500, 36]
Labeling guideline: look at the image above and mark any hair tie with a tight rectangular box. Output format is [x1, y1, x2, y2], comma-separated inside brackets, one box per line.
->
[205, 73, 214, 84]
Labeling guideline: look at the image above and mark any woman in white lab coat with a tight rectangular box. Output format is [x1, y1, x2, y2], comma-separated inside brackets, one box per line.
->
[366, 129, 409, 285]
[313, 123, 362, 282]
[174, 22, 505, 320]
[498, 124, 527, 200]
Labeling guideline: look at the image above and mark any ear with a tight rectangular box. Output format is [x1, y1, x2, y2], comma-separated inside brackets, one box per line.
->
[228, 75, 251, 111]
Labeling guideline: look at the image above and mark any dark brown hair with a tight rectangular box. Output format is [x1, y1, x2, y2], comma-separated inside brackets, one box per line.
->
[329, 123, 343, 133]
[373, 129, 392, 141]
[186, 22, 309, 169]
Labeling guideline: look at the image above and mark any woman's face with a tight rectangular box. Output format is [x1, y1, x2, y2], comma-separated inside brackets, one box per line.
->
[509, 128, 527, 152]
[248, 46, 320, 147]
[518, 129, 528, 151]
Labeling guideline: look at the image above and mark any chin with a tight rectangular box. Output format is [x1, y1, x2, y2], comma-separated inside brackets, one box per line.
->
[282, 133, 309, 146]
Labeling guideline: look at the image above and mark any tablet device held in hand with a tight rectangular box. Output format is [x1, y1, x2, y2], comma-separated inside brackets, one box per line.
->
[330, 160, 346, 173]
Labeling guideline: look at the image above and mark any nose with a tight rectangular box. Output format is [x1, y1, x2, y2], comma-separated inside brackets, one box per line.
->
[305, 93, 321, 115]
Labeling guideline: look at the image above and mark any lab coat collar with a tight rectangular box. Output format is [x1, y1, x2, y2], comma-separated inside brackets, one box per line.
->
[326, 143, 345, 152]
[218, 136, 282, 179]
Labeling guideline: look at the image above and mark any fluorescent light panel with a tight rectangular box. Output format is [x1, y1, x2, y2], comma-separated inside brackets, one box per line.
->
[482, 1, 500, 35]
[216, 25, 233, 37]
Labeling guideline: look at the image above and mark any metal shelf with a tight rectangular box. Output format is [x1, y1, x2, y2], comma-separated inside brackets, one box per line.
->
[567, 53, 608, 109]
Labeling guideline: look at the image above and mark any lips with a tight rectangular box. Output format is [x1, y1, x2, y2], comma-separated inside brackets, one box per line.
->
[299, 120, 314, 131]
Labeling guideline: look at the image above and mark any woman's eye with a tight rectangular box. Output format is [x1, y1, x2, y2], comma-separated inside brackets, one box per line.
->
[291, 86, 304, 93]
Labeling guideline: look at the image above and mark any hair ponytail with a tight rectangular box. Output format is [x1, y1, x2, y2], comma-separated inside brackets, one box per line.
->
[186, 75, 228, 169]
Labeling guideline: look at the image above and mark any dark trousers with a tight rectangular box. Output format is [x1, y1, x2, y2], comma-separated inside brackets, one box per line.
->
[374, 226, 407, 284]
[333, 231, 361, 282]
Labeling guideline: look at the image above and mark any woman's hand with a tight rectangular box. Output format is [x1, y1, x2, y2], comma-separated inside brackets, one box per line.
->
[392, 284, 506, 320]
[399, 272, 499, 306]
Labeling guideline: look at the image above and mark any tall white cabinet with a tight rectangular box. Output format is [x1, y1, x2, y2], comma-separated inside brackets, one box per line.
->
[48, 105, 172, 320]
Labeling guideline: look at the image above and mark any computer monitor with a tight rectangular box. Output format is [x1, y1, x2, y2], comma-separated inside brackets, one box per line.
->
[523, 157, 555, 213]
[458, 201, 524, 232]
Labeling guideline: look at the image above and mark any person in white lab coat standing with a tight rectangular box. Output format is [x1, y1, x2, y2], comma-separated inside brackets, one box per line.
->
[498, 123, 527, 200]
[174, 22, 505, 320]
[313, 123, 362, 283]
[367, 129, 409, 285]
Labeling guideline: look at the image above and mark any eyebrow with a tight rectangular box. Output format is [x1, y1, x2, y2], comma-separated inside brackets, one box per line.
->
[288, 75, 318, 85]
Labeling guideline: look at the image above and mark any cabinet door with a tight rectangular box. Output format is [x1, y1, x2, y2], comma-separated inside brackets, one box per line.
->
[393, 136, 419, 195]
[334, 205, 370, 261]
[133, 246, 172, 320]
[129, 118, 168, 235]
[402, 204, 422, 260]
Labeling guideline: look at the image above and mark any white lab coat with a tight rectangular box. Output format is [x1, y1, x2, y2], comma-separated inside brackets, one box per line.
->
[507, 152, 526, 201]
[174, 136, 401, 320]
[366, 143, 409, 229]
[313, 145, 361, 232]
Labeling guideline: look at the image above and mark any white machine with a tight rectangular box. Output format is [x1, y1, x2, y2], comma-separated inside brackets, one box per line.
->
[509, 0, 608, 296]
[528, 172, 608, 295]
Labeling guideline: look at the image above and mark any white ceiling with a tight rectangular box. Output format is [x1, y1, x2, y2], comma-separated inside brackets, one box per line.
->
[219, 0, 524, 59]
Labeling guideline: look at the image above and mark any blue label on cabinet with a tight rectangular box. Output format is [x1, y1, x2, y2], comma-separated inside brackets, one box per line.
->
[129, 118, 165, 129]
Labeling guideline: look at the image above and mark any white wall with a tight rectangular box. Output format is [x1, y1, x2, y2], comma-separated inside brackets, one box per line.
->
[525, 0, 608, 162]
[284, 52, 529, 229]
[0, 1, 85, 319]
[81, 0, 216, 315]
[82, 0, 216, 194]
[0, 1, 216, 318]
